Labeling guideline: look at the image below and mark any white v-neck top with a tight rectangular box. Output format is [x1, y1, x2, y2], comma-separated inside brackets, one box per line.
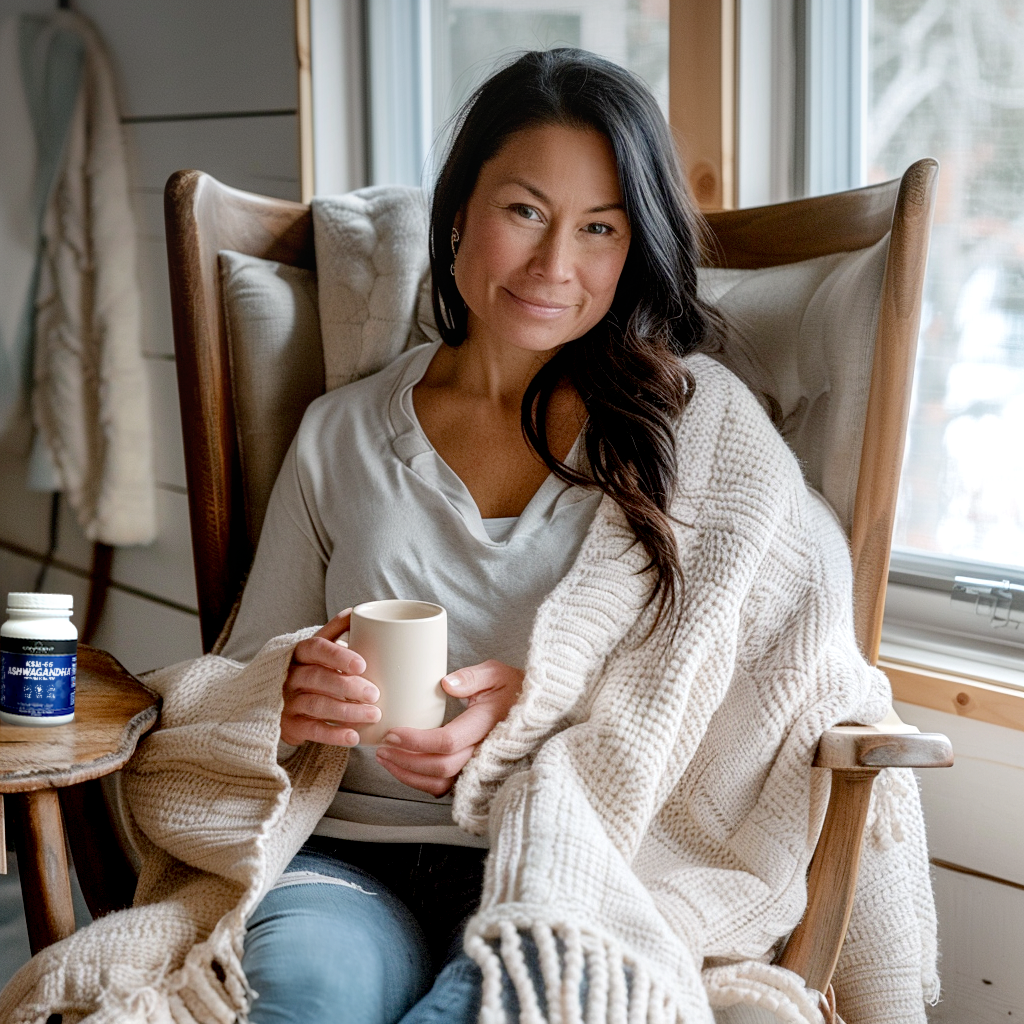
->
[222, 341, 601, 846]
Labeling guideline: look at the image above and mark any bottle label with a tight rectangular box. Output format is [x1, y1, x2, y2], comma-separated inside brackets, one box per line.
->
[0, 637, 77, 718]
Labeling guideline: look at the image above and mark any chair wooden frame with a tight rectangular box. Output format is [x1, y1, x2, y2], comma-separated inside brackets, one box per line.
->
[702, 160, 938, 663]
[160, 163, 951, 1000]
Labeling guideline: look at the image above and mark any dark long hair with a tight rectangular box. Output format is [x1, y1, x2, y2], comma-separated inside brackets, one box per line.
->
[430, 48, 719, 632]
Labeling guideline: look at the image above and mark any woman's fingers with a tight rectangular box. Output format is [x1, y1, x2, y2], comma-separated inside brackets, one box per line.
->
[376, 742, 474, 781]
[285, 663, 378, 704]
[315, 609, 352, 642]
[291, 609, 362, 677]
[281, 681, 380, 747]
[281, 664, 381, 746]
[293, 634, 366, 677]
[287, 688, 382, 725]
[281, 716, 361, 748]
[374, 701, 500, 792]
[281, 660, 380, 749]
[374, 660, 524, 795]
[441, 659, 509, 698]
[281, 611, 381, 748]
[381, 699, 497, 755]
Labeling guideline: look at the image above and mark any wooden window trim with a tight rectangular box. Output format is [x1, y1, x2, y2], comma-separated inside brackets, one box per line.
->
[296, 0, 314, 203]
[667, 8, 1024, 733]
[882, 659, 1024, 734]
[300, 1, 739, 208]
[669, 0, 738, 211]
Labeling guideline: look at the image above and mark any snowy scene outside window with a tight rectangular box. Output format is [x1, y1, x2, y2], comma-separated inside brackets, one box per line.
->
[869, 0, 1024, 572]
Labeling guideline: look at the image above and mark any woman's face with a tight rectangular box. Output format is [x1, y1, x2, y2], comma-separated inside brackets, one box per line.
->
[453, 123, 631, 356]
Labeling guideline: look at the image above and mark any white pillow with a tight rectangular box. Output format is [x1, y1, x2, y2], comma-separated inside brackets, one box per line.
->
[219, 250, 324, 547]
[311, 186, 437, 392]
[699, 235, 889, 534]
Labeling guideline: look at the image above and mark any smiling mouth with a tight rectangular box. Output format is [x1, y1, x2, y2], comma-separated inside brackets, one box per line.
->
[504, 289, 572, 317]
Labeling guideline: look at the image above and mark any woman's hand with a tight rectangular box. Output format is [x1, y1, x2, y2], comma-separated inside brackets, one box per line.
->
[374, 660, 524, 796]
[281, 611, 381, 746]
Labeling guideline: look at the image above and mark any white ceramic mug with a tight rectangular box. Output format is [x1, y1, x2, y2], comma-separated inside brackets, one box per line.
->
[348, 600, 447, 745]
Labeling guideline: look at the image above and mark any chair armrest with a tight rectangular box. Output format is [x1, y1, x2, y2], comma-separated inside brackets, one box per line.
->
[814, 724, 953, 770]
[778, 721, 952, 992]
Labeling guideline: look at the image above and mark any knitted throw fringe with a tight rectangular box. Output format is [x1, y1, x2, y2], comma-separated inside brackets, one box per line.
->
[864, 769, 909, 850]
[80, 921, 252, 1024]
[167, 918, 253, 1024]
[465, 924, 679, 1024]
[702, 961, 826, 1024]
[466, 924, 833, 1024]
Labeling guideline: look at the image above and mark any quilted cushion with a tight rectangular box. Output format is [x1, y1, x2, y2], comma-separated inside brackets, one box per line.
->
[219, 250, 324, 546]
[311, 185, 437, 391]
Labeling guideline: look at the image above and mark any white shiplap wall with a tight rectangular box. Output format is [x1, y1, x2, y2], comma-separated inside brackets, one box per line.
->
[893, 701, 1024, 1021]
[0, 0, 300, 674]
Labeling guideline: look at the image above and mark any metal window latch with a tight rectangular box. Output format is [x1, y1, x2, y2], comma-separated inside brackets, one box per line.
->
[952, 576, 1024, 630]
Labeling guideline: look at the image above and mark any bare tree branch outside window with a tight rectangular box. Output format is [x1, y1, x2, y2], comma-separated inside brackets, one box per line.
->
[870, 0, 1024, 571]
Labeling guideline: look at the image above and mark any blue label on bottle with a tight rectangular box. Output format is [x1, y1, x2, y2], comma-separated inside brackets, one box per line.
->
[0, 638, 76, 718]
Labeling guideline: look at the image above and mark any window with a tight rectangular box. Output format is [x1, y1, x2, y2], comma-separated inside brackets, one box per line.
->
[790, 0, 1024, 669]
[866, 0, 1024, 665]
[362, 0, 669, 188]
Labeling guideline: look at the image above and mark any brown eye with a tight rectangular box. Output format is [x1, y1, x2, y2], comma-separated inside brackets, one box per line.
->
[512, 204, 541, 221]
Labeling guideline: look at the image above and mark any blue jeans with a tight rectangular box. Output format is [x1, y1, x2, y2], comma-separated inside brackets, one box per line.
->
[242, 843, 565, 1024]
[241, 844, 770, 1024]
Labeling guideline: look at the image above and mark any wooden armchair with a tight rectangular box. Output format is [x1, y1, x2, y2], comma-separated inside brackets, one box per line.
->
[159, 161, 952, 1006]
[23, 163, 949, 1012]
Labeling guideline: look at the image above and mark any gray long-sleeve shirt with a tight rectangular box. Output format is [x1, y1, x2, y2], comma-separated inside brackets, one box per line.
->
[222, 341, 600, 846]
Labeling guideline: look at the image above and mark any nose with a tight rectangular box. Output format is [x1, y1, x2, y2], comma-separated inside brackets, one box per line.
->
[529, 224, 573, 282]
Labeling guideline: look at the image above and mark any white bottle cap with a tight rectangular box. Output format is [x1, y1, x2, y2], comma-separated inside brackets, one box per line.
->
[6, 592, 74, 611]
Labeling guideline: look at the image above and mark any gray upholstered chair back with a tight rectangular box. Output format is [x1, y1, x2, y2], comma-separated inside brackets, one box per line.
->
[220, 208, 888, 548]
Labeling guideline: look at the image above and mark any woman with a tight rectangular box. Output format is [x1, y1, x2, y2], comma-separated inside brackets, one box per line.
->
[224, 45, 720, 1024]
[0, 48, 935, 1024]
[215, 47, 932, 1024]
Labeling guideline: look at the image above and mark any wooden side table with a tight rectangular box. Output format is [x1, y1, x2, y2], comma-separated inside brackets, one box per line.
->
[0, 645, 159, 954]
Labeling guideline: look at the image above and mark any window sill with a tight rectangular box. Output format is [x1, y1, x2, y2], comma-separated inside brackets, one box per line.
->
[880, 656, 1024, 734]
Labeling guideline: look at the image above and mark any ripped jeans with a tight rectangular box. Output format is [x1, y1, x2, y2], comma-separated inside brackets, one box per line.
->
[241, 838, 554, 1024]
[241, 839, 769, 1023]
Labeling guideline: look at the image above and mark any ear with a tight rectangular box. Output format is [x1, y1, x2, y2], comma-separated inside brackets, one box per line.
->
[453, 208, 466, 235]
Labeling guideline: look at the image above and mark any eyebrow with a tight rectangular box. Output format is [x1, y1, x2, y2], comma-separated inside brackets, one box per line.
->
[507, 177, 626, 215]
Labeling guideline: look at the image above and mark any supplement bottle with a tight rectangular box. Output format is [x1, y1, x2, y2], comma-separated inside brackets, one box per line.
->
[0, 593, 77, 726]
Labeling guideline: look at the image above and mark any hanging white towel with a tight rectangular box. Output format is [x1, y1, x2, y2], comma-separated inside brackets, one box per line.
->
[1, 11, 156, 546]
[0, 15, 83, 460]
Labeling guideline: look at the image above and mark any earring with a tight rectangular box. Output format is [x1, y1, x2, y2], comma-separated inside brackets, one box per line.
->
[450, 227, 460, 275]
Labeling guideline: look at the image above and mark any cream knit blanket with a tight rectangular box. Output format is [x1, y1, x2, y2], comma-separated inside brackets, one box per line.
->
[0, 356, 936, 1024]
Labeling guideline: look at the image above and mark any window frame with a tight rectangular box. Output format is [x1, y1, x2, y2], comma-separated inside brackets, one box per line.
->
[753, 0, 1024, 673]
